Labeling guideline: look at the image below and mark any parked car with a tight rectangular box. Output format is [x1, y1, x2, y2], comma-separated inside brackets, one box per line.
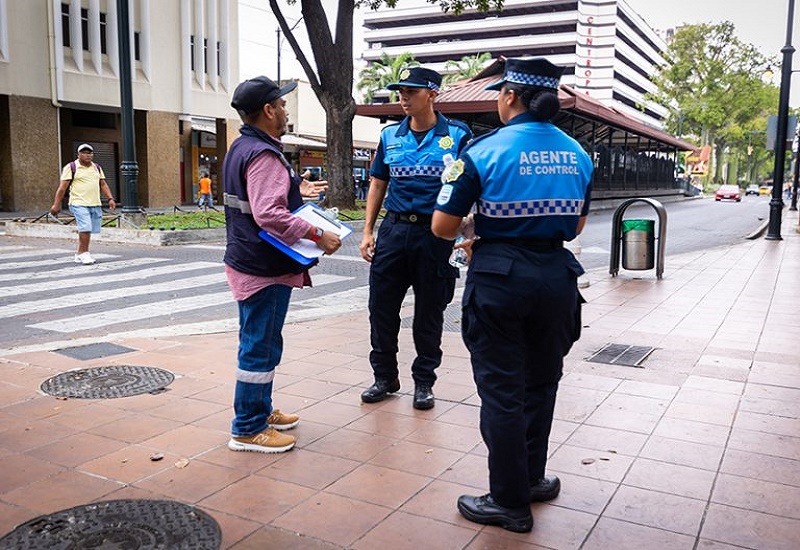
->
[715, 185, 741, 202]
[745, 184, 759, 196]
[759, 185, 772, 196]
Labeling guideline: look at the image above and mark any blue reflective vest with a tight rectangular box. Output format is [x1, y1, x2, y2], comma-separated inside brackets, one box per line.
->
[223, 125, 311, 276]
[446, 113, 593, 241]
[371, 112, 471, 214]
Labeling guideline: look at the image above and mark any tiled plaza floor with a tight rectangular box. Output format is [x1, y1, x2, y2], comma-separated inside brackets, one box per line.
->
[1, 213, 799, 549]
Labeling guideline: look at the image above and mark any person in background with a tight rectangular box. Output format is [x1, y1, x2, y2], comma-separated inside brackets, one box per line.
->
[359, 67, 472, 410]
[432, 57, 593, 532]
[223, 75, 341, 454]
[50, 143, 116, 265]
[198, 172, 214, 207]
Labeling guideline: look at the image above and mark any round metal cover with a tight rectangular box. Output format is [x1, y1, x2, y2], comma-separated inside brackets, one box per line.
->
[0, 499, 221, 549]
[40, 365, 174, 399]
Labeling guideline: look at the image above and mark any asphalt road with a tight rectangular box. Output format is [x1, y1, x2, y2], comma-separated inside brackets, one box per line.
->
[0, 195, 772, 353]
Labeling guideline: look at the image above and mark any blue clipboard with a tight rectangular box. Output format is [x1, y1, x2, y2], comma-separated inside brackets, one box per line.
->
[257, 203, 352, 265]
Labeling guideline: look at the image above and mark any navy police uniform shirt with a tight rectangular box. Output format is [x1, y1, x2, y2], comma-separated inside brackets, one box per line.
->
[371, 112, 472, 214]
[435, 112, 593, 241]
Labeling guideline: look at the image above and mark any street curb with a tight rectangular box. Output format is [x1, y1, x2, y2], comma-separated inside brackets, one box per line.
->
[3, 221, 226, 246]
[745, 219, 770, 240]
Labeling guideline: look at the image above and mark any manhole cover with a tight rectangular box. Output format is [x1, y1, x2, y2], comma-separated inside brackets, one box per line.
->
[587, 343, 655, 367]
[0, 499, 221, 549]
[55, 342, 137, 361]
[40, 365, 174, 399]
[402, 302, 462, 333]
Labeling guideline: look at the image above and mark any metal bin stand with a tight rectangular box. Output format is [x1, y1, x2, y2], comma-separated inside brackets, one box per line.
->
[609, 198, 667, 279]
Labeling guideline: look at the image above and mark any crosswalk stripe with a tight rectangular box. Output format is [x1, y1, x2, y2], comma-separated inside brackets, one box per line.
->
[0, 272, 227, 319]
[0, 248, 73, 260]
[0, 257, 173, 283]
[26, 272, 356, 334]
[0, 254, 116, 271]
[29, 291, 235, 333]
[0, 260, 215, 297]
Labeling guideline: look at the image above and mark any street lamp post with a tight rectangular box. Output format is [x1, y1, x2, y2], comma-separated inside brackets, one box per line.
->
[766, 0, 796, 240]
[116, 0, 139, 215]
[276, 17, 303, 83]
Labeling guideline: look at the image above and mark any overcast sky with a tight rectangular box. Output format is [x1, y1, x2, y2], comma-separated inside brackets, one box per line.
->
[625, 0, 800, 105]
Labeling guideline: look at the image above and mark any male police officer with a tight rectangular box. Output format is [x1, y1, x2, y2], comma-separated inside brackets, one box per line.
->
[433, 57, 593, 532]
[359, 67, 472, 410]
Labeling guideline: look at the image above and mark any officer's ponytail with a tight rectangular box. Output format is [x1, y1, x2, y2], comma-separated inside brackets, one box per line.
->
[505, 84, 561, 122]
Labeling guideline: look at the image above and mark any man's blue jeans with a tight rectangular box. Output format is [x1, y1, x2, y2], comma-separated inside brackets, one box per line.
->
[231, 284, 292, 437]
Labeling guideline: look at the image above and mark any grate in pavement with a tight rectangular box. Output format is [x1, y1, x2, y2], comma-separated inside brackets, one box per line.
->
[40, 365, 174, 399]
[0, 499, 220, 549]
[54, 342, 137, 360]
[587, 343, 655, 367]
[401, 302, 462, 333]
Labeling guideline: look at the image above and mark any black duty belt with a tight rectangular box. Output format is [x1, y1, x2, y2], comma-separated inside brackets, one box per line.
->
[387, 211, 432, 224]
[479, 238, 564, 251]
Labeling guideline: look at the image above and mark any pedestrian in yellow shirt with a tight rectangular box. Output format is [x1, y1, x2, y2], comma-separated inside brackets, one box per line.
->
[50, 143, 116, 265]
[198, 173, 213, 207]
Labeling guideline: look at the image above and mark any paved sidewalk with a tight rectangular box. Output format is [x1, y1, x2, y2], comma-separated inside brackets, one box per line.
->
[1, 213, 799, 549]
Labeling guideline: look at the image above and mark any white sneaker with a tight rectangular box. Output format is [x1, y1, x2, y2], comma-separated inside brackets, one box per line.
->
[74, 254, 82, 264]
[76, 252, 95, 265]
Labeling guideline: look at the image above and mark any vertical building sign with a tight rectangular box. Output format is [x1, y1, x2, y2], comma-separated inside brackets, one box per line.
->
[576, 0, 616, 101]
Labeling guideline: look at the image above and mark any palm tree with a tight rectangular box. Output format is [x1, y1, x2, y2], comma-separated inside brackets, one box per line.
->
[357, 52, 420, 103]
[443, 52, 492, 84]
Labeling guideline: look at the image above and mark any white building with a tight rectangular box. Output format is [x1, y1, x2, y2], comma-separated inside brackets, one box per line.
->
[0, 0, 239, 211]
[361, 0, 668, 128]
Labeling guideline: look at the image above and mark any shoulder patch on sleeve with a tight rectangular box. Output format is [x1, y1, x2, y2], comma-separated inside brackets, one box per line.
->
[437, 184, 454, 205]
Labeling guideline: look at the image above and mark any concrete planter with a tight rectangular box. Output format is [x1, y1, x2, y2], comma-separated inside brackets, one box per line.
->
[4, 221, 226, 246]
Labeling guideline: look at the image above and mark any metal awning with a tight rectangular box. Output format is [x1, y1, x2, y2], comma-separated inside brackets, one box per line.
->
[282, 134, 327, 149]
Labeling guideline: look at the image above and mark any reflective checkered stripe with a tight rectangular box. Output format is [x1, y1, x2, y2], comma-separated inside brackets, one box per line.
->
[390, 165, 444, 178]
[224, 193, 252, 214]
[478, 198, 583, 218]
[505, 70, 560, 89]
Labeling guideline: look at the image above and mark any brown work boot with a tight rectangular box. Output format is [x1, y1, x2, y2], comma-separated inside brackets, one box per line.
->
[228, 428, 296, 453]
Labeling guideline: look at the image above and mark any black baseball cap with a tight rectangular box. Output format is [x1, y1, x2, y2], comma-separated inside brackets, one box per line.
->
[386, 67, 442, 92]
[485, 57, 564, 91]
[231, 76, 297, 116]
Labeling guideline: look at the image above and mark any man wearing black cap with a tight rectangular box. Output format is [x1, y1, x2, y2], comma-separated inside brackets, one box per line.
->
[432, 57, 593, 532]
[223, 76, 341, 454]
[50, 143, 116, 265]
[359, 67, 472, 410]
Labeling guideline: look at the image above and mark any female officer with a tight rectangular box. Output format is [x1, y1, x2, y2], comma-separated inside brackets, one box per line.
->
[432, 57, 593, 532]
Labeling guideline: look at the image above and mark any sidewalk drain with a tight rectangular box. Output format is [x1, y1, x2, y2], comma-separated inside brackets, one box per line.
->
[587, 344, 655, 367]
[40, 365, 174, 399]
[54, 342, 137, 360]
[402, 302, 462, 333]
[0, 499, 220, 549]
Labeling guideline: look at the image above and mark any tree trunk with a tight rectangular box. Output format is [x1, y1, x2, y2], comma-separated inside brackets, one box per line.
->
[320, 92, 357, 209]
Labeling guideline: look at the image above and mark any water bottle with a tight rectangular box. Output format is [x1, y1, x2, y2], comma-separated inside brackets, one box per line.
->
[449, 236, 469, 268]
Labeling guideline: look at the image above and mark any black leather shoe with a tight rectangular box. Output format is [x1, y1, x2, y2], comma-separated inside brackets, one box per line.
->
[457, 494, 532, 533]
[360, 379, 401, 403]
[413, 384, 435, 410]
[530, 475, 560, 502]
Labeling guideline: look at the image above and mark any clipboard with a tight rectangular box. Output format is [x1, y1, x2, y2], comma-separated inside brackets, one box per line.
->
[258, 203, 352, 265]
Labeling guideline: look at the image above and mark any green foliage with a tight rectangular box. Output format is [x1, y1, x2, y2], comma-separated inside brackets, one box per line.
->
[648, 21, 779, 182]
[357, 52, 419, 102]
[146, 211, 226, 230]
[443, 52, 492, 83]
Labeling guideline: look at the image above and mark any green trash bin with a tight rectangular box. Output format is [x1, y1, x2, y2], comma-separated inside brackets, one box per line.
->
[621, 219, 655, 270]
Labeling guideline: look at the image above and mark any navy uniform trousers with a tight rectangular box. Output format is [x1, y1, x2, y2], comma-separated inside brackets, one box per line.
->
[462, 241, 582, 508]
[368, 215, 457, 386]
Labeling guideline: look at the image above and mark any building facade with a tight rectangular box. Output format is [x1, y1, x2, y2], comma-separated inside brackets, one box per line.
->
[0, 0, 239, 211]
[361, 0, 668, 128]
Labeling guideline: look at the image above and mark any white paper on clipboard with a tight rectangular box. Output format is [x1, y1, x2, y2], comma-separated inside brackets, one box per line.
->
[259, 203, 352, 263]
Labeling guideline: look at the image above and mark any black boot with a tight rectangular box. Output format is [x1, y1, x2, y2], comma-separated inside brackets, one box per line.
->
[413, 384, 435, 410]
[530, 475, 560, 502]
[457, 494, 532, 533]
[360, 379, 401, 403]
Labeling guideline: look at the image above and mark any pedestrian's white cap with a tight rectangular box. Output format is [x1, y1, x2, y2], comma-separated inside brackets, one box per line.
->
[77, 143, 93, 152]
